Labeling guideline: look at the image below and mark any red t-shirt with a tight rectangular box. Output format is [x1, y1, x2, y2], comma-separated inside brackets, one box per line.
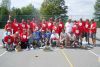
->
[14, 36, 20, 45]
[77, 21, 84, 33]
[12, 22, 19, 33]
[41, 23, 47, 32]
[19, 22, 27, 32]
[47, 22, 53, 31]
[4, 35, 14, 44]
[72, 27, 80, 36]
[26, 23, 30, 30]
[90, 22, 97, 33]
[72, 24, 77, 33]
[84, 21, 90, 33]
[20, 33, 28, 42]
[58, 22, 64, 33]
[30, 21, 37, 31]
[5, 23, 13, 33]
[52, 25, 60, 34]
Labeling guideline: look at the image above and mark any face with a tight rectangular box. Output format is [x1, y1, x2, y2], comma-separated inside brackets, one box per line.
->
[59, 19, 62, 22]
[42, 19, 46, 23]
[52, 30, 55, 34]
[14, 19, 17, 22]
[68, 19, 71, 23]
[22, 19, 25, 22]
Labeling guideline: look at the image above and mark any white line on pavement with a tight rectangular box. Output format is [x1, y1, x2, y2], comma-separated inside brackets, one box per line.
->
[88, 50, 98, 57]
[0, 51, 7, 57]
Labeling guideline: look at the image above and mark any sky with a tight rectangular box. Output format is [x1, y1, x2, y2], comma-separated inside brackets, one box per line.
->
[1, 0, 97, 20]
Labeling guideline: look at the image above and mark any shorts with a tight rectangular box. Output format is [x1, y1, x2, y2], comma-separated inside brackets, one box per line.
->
[84, 32, 89, 38]
[51, 41, 56, 47]
[90, 33, 96, 39]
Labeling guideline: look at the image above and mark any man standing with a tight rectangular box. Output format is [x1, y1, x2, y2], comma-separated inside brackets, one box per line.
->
[47, 18, 53, 32]
[65, 19, 73, 47]
[58, 18, 64, 35]
[77, 18, 84, 45]
[12, 18, 19, 34]
[90, 19, 97, 46]
[84, 19, 90, 44]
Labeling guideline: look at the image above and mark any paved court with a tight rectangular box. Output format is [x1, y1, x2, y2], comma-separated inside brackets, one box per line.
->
[0, 29, 100, 67]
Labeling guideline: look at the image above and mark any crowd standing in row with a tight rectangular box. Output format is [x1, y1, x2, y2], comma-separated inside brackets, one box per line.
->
[2, 17, 97, 51]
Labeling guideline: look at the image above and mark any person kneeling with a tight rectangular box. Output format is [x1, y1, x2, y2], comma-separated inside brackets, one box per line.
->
[4, 32, 14, 51]
[50, 30, 59, 47]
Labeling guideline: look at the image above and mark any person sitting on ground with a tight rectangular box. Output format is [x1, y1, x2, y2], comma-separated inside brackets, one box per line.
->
[50, 30, 59, 47]
[59, 29, 66, 48]
[45, 29, 52, 46]
[32, 27, 41, 49]
[40, 30, 47, 47]
[68, 32, 78, 47]
[20, 29, 28, 49]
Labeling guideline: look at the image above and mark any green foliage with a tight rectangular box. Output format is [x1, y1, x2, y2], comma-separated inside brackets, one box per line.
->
[94, 0, 100, 21]
[40, 0, 67, 19]
[21, 4, 34, 15]
[1, 0, 11, 10]
[0, 3, 40, 28]
[0, 7, 9, 15]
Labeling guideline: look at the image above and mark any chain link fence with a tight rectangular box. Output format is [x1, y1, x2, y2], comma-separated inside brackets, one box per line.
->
[0, 15, 68, 28]
[0, 15, 100, 28]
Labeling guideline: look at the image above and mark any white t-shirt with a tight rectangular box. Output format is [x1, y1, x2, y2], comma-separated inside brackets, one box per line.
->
[50, 33, 59, 40]
[65, 22, 73, 33]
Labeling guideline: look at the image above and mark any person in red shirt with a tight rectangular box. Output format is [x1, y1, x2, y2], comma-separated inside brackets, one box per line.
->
[40, 19, 47, 32]
[30, 18, 37, 32]
[13, 32, 22, 51]
[58, 18, 64, 35]
[47, 18, 53, 32]
[90, 19, 97, 46]
[5, 20, 13, 34]
[12, 18, 19, 34]
[4, 32, 14, 51]
[72, 20, 78, 33]
[84, 19, 90, 44]
[77, 18, 85, 45]
[19, 19, 27, 33]
[72, 24, 80, 39]
[20, 29, 28, 49]
[14, 32, 21, 47]
[52, 21, 60, 34]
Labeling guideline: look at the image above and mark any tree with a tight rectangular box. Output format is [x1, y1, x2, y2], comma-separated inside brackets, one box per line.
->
[94, 0, 100, 27]
[1, 0, 11, 10]
[21, 4, 34, 15]
[40, 0, 68, 19]
[94, 0, 100, 21]
[11, 7, 22, 16]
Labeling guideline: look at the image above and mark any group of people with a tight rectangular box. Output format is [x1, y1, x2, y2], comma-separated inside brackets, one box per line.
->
[2, 17, 97, 51]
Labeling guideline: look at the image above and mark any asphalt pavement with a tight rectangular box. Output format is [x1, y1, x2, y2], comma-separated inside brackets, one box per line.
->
[0, 29, 100, 67]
